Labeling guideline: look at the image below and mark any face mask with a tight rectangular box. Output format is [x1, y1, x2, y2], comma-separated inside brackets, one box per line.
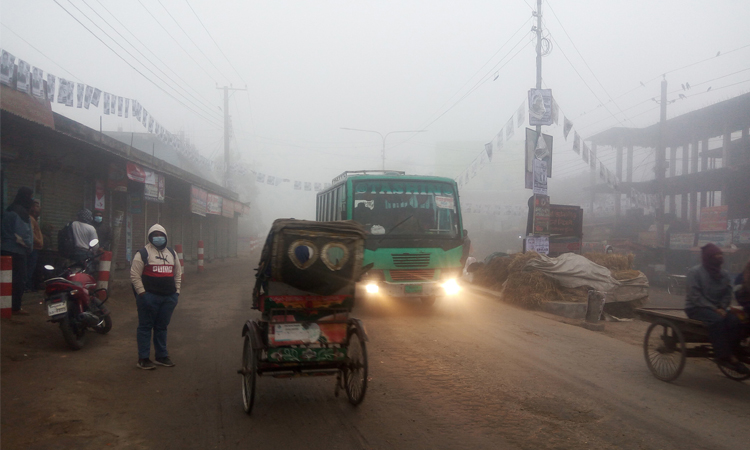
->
[151, 236, 167, 247]
[94, 216, 103, 223]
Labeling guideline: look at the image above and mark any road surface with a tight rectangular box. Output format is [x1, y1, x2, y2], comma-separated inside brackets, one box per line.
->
[2, 257, 749, 449]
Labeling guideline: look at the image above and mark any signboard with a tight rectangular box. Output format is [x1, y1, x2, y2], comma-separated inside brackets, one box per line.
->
[190, 186, 207, 216]
[734, 230, 750, 245]
[144, 173, 165, 203]
[699, 205, 728, 231]
[526, 236, 549, 255]
[528, 88, 553, 126]
[639, 231, 658, 247]
[532, 159, 547, 195]
[524, 128, 553, 189]
[125, 197, 133, 262]
[234, 201, 243, 213]
[532, 194, 550, 235]
[669, 233, 696, 250]
[126, 162, 147, 183]
[698, 231, 732, 248]
[549, 204, 583, 237]
[222, 198, 234, 218]
[206, 193, 222, 215]
[549, 236, 581, 255]
[94, 180, 105, 211]
[129, 192, 142, 214]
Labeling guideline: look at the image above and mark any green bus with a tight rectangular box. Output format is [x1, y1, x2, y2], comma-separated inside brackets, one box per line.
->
[316, 171, 465, 305]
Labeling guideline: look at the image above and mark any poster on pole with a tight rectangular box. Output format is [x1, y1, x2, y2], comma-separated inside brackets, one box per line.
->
[528, 89, 553, 126]
[525, 128, 553, 189]
[532, 159, 547, 195]
[532, 194, 550, 235]
[190, 186, 208, 216]
[526, 236, 550, 255]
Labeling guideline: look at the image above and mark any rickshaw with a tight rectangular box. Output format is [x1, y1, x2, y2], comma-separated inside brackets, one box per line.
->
[636, 307, 750, 382]
[239, 219, 371, 414]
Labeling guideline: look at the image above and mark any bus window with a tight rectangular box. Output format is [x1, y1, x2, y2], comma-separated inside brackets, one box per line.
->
[333, 188, 339, 220]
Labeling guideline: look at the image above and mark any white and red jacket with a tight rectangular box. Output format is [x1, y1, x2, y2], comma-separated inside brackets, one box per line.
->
[130, 224, 182, 296]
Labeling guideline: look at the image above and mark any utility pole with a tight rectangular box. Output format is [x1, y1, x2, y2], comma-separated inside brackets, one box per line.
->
[217, 85, 247, 189]
[656, 77, 668, 247]
[535, 0, 542, 134]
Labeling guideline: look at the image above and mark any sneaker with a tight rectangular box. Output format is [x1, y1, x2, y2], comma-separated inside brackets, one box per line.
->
[11, 309, 30, 316]
[137, 359, 156, 370]
[154, 357, 175, 367]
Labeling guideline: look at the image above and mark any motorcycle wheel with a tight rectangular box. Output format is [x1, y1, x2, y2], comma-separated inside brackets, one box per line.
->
[93, 315, 113, 335]
[60, 310, 86, 350]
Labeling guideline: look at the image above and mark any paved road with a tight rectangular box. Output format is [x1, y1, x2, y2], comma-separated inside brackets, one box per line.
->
[2, 258, 749, 449]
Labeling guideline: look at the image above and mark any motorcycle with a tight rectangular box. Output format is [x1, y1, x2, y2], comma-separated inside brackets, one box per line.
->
[43, 239, 112, 350]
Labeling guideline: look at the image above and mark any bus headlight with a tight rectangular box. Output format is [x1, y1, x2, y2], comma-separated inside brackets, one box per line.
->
[442, 279, 460, 295]
[365, 283, 379, 294]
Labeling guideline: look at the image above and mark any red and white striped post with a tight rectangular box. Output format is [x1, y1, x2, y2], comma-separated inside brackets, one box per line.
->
[175, 244, 184, 280]
[97, 251, 112, 290]
[1, 256, 13, 319]
[197, 240, 204, 273]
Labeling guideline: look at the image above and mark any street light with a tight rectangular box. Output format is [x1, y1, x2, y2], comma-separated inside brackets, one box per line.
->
[340, 127, 428, 170]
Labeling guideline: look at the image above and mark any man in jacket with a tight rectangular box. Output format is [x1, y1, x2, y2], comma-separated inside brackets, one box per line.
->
[685, 243, 748, 374]
[26, 199, 44, 291]
[130, 224, 182, 370]
[1, 187, 34, 315]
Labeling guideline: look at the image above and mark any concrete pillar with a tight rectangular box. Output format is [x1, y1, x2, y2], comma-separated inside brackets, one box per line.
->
[616, 143, 623, 219]
[722, 129, 731, 206]
[626, 145, 634, 183]
[681, 143, 689, 220]
[669, 146, 677, 214]
[700, 139, 708, 209]
[690, 139, 699, 230]
[590, 143, 597, 215]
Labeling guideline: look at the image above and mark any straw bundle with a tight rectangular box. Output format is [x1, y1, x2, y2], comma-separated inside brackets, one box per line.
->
[611, 269, 641, 281]
[502, 271, 561, 309]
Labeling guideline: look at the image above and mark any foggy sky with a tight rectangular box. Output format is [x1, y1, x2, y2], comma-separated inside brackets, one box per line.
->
[2, 0, 749, 221]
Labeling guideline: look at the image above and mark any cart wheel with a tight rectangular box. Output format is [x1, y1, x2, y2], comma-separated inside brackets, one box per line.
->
[241, 335, 257, 414]
[343, 328, 368, 406]
[643, 319, 686, 382]
[718, 337, 750, 381]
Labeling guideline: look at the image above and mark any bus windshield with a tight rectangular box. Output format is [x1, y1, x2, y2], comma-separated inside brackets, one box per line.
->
[352, 180, 459, 237]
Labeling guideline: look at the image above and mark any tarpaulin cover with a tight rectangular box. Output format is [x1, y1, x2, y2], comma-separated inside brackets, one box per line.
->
[524, 253, 621, 292]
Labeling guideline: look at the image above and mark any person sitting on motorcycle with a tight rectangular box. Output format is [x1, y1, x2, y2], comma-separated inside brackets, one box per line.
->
[71, 209, 99, 269]
[685, 243, 749, 374]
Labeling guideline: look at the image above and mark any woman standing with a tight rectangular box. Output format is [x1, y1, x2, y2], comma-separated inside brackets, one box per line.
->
[1, 187, 34, 315]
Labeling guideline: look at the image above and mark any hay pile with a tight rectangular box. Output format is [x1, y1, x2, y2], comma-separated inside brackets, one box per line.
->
[472, 251, 644, 310]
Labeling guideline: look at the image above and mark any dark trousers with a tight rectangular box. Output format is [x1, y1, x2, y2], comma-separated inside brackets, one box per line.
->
[2, 251, 27, 311]
[26, 249, 38, 290]
[686, 306, 742, 359]
[136, 292, 179, 360]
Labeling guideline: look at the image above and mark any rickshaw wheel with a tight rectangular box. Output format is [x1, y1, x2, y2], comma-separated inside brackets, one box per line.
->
[343, 328, 368, 406]
[718, 337, 750, 381]
[241, 335, 257, 414]
[644, 319, 686, 382]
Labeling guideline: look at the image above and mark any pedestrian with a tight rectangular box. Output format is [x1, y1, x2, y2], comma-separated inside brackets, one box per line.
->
[461, 229, 472, 265]
[1, 187, 34, 315]
[71, 209, 99, 266]
[26, 199, 44, 291]
[92, 210, 113, 251]
[684, 243, 749, 374]
[130, 224, 182, 370]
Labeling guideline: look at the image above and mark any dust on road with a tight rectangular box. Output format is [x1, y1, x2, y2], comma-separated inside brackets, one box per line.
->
[2, 257, 749, 449]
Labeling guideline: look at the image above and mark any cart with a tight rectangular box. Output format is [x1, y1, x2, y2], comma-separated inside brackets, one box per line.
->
[239, 219, 371, 414]
[635, 307, 750, 382]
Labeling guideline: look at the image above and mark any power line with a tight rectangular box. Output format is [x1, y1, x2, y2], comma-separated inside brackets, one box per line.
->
[81, 0, 222, 120]
[53, 0, 221, 128]
[0, 22, 82, 82]
[155, 0, 232, 84]
[184, 0, 247, 86]
[543, 3, 635, 126]
[135, 0, 219, 85]
[92, 0, 221, 115]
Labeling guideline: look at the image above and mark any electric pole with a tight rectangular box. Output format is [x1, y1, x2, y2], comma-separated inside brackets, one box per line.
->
[535, 0, 542, 136]
[656, 76, 668, 247]
[217, 85, 247, 189]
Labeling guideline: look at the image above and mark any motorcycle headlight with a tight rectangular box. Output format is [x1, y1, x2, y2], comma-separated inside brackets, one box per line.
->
[441, 279, 460, 295]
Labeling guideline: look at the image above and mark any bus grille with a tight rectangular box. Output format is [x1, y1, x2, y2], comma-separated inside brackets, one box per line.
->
[392, 253, 431, 268]
[390, 269, 435, 281]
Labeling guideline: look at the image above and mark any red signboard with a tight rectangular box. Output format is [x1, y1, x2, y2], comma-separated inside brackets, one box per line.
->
[126, 162, 146, 183]
[700, 205, 728, 232]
